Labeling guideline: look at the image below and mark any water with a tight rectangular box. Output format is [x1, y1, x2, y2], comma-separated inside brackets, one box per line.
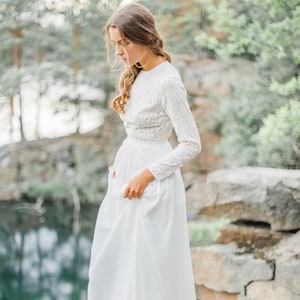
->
[0, 83, 105, 147]
[0, 201, 226, 300]
[0, 202, 99, 300]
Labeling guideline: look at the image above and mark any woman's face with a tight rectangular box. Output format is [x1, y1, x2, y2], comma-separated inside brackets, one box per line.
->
[108, 27, 149, 67]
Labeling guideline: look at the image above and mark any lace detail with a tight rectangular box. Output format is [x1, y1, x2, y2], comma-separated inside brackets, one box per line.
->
[120, 61, 201, 180]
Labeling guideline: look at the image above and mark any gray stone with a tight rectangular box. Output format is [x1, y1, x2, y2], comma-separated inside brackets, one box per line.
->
[263, 231, 300, 294]
[217, 223, 285, 249]
[267, 230, 300, 261]
[187, 167, 300, 230]
[196, 285, 239, 300]
[245, 281, 300, 300]
[276, 260, 300, 295]
[191, 243, 274, 294]
[182, 59, 232, 97]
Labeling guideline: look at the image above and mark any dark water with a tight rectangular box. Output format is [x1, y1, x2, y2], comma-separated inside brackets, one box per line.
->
[0, 202, 99, 300]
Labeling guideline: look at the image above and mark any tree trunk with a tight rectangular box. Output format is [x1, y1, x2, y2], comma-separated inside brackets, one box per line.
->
[73, 23, 81, 134]
[12, 27, 26, 141]
[8, 95, 14, 143]
[18, 94, 25, 141]
[12, 28, 22, 69]
[35, 46, 43, 139]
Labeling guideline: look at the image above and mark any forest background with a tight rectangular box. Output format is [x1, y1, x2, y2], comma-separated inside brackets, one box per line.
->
[0, 0, 299, 298]
[0, 0, 299, 190]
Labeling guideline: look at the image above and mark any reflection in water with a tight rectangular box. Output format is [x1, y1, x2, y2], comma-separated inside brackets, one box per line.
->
[0, 203, 99, 300]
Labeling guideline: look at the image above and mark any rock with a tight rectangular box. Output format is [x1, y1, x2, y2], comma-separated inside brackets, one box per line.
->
[179, 57, 254, 98]
[276, 260, 300, 295]
[187, 167, 300, 231]
[0, 109, 125, 202]
[196, 285, 239, 300]
[244, 281, 300, 300]
[263, 231, 300, 295]
[188, 98, 223, 174]
[191, 243, 274, 294]
[217, 222, 285, 249]
[267, 230, 300, 261]
[182, 59, 232, 97]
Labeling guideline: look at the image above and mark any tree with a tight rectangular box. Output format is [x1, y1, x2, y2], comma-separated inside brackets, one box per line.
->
[196, 0, 300, 168]
[0, 0, 39, 141]
[0, 0, 122, 144]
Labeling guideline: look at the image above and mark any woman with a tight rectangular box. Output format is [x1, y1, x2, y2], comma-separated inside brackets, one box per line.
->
[88, 3, 201, 300]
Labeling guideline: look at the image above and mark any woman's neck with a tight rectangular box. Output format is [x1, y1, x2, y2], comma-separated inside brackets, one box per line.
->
[139, 55, 165, 71]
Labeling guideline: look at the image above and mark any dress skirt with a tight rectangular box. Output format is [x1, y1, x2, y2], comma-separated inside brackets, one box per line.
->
[88, 137, 197, 300]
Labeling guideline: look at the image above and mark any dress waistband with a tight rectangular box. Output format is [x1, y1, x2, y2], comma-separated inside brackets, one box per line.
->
[125, 137, 168, 145]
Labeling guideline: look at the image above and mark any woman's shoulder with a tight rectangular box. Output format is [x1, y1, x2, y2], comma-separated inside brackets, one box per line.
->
[159, 61, 180, 78]
[137, 61, 183, 93]
[148, 62, 182, 87]
[142, 61, 180, 79]
[159, 62, 184, 88]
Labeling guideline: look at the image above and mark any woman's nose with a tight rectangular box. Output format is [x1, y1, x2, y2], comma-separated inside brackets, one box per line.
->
[115, 44, 123, 56]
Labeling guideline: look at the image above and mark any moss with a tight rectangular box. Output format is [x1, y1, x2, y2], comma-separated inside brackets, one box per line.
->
[188, 218, 231, 247]
[26, 180, 70, 201]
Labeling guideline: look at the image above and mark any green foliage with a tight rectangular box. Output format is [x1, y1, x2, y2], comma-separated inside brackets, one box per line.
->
[213, 77, 284, 166]
[188, 218, 230, 247]
[74, 146, 109, 204]
[257, 100, 300, 168]
[0, 0, 119, 141]
[141, 0, 207, 54]
[25, 145, 108, 204]
[196, 0, 300, 168]
[26, 180, 70, 200]
[258, 100, 300, 143]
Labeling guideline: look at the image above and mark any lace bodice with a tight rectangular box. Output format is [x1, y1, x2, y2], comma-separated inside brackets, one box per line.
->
[120, 61, 201, 180]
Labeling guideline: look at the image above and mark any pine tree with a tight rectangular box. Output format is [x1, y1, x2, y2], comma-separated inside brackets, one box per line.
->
[0, 0, 39, 141]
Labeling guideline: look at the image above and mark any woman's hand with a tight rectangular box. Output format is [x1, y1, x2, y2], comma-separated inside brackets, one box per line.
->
[123, 168, 154, 200]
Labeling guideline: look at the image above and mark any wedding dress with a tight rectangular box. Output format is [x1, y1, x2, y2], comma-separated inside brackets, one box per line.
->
[88, 61, 201, 300]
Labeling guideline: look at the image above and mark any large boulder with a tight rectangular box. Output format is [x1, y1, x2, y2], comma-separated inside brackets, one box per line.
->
[266, 230, 300, 295]
[191, 243, 274, 294]
[217, 223, 286, 249]
[187, 167, 300, 230]
[243, 281, 300, 300]
[196, 285, 239, 300]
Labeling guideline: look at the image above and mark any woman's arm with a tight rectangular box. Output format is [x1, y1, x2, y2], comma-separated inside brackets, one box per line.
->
[148, 76, 201, 181]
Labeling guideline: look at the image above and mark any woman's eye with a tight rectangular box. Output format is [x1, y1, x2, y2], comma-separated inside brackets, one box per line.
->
[120, 40, 129, 47]
[109, 39, 130, 48]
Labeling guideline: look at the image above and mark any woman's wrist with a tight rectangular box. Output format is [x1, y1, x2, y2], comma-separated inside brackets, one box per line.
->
[144, 168, 155, 182]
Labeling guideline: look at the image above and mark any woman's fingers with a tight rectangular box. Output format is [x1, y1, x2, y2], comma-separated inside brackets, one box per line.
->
[122, 168, 154, 200]
[123, 187, 142, 199]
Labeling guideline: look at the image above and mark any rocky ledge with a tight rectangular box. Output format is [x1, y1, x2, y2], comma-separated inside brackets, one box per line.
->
[187, 167, 300, 300]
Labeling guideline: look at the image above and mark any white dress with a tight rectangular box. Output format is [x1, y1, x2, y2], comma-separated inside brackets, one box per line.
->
[88, 61, 201, 300]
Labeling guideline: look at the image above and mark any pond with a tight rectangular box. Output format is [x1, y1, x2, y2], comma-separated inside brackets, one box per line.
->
[0, 200, 227, 300]
[0, 202, 98, 300]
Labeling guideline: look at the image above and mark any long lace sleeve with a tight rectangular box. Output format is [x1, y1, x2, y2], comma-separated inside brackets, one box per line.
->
[148, 76, 201, 180]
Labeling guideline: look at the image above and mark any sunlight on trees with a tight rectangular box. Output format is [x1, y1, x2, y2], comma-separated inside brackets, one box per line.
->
[0, 0, 299, 168]
[196, 0, 300, 168]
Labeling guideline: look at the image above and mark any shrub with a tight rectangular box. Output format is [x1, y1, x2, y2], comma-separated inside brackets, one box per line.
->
[257, 100, 300, 168]
[196, 0, 300, 168]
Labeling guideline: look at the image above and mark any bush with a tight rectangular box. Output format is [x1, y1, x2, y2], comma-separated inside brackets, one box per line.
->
[196, 0, 300, 168]
[26, 180, 70, 201]
[188, 218, 230, 247]
[257, 100, 300, 168]
[213, 77, 284, 166]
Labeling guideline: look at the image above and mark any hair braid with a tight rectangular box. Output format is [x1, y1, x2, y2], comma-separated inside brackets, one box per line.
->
[113, 65, 140, 113]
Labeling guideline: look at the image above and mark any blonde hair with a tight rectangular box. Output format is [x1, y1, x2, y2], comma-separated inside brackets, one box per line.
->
[105, 3, 171, 113]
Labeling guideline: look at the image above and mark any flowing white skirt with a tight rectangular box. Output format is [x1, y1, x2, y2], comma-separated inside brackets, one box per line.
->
[88, 138, 196, 300]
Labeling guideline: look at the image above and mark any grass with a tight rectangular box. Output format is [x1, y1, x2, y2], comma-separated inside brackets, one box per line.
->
[188, 218, 231, 247]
